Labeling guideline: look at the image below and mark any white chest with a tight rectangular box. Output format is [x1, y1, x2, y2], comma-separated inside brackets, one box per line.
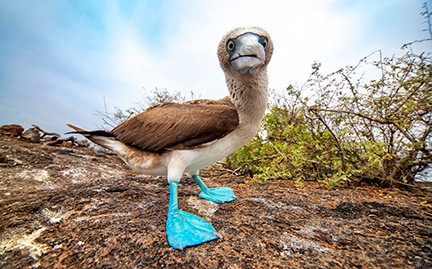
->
[178, 121, 261, 174]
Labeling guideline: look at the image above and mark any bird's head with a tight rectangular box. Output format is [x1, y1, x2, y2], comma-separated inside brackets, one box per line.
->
[218, 26, 273, 76]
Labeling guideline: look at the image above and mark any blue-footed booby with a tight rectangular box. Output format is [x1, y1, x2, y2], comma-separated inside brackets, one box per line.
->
[67, 26, 273, 250]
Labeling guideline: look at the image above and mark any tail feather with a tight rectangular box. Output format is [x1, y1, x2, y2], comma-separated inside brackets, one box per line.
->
[65, 123, 123, 151]
[65, 123, 87, 133]
[66, 123, 115, 137]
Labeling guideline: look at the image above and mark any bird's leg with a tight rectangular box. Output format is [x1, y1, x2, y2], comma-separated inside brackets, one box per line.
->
[192, 174, 236, 204]
[166, 181, 220, 250]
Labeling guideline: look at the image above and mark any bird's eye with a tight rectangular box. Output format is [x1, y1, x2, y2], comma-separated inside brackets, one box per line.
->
[259, 36, 268, 49]
[227, 40, 235, 51]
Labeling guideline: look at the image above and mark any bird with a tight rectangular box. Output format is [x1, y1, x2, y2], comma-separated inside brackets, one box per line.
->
[67, 26, 273, 250]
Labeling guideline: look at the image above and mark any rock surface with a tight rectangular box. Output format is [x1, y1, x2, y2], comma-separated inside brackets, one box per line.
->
[0, 124, 24, 137]
[0, 136, 431, 268]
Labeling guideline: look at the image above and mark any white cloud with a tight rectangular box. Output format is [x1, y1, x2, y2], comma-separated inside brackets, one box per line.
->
[0, 0, 429, 133]
[101, 0, 362, 103]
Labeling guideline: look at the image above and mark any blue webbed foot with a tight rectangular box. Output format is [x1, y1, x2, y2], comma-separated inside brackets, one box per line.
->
[192, 174, 236, 204]
[166, 181, 220, 250]
[166, 209, 220, 250]
[199, 187, 236, 203]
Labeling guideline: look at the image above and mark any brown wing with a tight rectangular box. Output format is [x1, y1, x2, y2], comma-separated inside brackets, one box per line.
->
[111, 98, 239, 152]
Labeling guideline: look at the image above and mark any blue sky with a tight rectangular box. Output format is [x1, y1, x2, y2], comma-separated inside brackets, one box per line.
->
[0, 0, 430, 134]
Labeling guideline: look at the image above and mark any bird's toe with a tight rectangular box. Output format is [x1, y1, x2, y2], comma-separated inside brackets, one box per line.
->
[166, 210, 220, 250]
[199, 187, 236, 203]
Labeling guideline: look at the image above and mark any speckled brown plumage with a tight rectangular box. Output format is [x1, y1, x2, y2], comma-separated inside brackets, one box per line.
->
[111, 98, 239, 152]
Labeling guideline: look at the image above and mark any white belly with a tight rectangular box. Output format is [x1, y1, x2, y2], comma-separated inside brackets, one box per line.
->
[179, 124, 257, 174]
[118, 131, 243, 177]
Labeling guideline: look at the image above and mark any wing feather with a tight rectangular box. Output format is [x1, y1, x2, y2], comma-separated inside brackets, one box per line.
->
[111, 98, 239, 152]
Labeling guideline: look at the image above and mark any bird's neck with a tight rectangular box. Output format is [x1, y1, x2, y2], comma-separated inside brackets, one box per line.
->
[228, 71, 268, 124]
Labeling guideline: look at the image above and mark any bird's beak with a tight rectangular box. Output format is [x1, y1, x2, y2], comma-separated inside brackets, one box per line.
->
[229, 33, 266, 75]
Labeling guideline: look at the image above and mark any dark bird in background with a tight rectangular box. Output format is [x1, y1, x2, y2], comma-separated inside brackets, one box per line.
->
[67, 26, 273, 250]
